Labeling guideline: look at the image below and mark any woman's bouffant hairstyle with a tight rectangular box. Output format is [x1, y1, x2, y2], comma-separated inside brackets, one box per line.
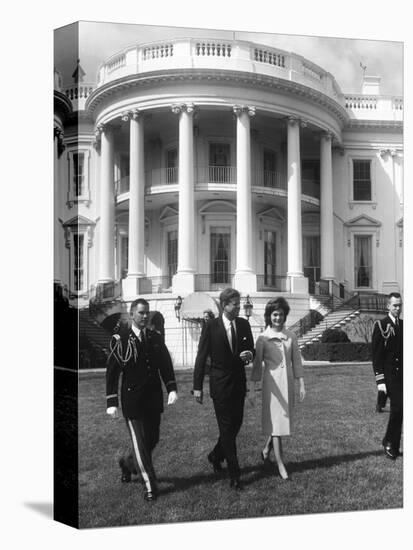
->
[264, 297, 290, 327]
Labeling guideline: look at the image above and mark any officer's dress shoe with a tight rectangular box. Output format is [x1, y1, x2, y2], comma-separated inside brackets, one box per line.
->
[208, 452, 223, 473]
[383, 443, 398, 460]
[229, 478, 244, 491]
[144, 490, 157, 502]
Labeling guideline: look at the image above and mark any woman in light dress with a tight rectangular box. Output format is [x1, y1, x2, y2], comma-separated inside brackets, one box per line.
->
[250, 297, 305, 480]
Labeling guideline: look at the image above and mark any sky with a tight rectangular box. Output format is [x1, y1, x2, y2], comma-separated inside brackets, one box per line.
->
[54, 21, 403, 96]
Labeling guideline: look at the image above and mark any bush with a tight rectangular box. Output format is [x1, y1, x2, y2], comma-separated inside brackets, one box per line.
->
[301, 342, 371, 362]
[321, 328, 350, 343]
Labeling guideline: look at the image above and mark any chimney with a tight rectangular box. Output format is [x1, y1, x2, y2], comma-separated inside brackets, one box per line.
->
[362, 76, 381, 95]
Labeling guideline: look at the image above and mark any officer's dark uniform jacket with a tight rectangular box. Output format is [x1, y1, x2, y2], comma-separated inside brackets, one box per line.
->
[371, 315, 403, 385]
[106, 326, 177, 419]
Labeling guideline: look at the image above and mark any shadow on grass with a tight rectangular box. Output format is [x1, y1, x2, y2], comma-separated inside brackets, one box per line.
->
[150, 448, 385, 496]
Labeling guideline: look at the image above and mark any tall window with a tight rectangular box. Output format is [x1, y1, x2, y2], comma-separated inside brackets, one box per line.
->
[166, 148, 178, 183]
[264, 230, 276, 285]
[353, 160, 371, 200]
[209, 143, 230, 182]
[120, 236, 128, 279]
[263, 149, 277, 187]
[73, 233, 84, 291]
[210, 227, 230, 283]
[73, 153, 85, 196]
[167, 230, 178, 286]
[354, 235, 372, 287]
[303, 236, 320, 293]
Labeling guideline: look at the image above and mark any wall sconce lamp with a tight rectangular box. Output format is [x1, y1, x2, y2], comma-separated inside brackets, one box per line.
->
[174, 295, 183, 321]
[243, 295, 253, 321]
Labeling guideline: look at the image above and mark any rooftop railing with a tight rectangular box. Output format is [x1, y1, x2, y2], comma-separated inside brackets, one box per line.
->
[97, 37, 343, 105]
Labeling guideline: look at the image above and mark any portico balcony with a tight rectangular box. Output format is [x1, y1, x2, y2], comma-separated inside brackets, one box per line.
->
[115, 167, 321, 201]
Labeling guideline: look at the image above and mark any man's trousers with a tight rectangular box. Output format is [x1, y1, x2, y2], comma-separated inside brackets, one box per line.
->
[125, 412, 160, 494]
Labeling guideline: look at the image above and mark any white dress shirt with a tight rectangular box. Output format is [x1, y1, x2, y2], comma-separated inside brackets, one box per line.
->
[222, 315, 236, 352]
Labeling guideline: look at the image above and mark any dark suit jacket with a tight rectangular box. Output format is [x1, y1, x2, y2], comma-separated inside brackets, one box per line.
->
[193, 316, 254, 401]
[371, 315, 403, 385]
[106, 327, 177, 419]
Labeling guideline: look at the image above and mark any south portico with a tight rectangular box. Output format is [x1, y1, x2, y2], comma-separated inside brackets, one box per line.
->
[91, 98, 340, 300]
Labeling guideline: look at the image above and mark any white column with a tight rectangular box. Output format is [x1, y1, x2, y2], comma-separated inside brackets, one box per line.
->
[54, 127, 62, 285]
[122, 110, 146, 297]
[233, 105, 257, 293]
[320, 132, 335, 283]
[98, 124, 115, 282]
[287, 117, 307, 294]
[172, 103, 195, 294]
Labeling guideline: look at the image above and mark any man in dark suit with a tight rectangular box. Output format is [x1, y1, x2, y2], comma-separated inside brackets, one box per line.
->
[106, 298, 178, 501]
[193, 288, 254, 490]
[371, 292, 403, 460]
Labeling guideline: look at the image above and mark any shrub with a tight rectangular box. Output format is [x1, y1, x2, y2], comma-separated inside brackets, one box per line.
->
[301, 342, 371, 362]
[321, 328, 350, 343]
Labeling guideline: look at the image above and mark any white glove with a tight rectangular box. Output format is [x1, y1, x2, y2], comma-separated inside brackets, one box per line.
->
[167, 391, 178, 405]
[377, 383, 387, 394]
[106, 406, 119, 418]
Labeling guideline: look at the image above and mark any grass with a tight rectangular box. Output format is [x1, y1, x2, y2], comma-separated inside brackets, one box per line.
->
[77, 364, 403, 528]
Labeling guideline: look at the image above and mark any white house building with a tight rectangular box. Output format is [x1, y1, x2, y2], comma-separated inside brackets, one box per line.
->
[54, 31, 403, 364]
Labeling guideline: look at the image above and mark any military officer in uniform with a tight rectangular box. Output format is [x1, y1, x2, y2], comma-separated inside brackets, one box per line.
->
[106, 298, 178, 501]
[371, 292, 403, 460]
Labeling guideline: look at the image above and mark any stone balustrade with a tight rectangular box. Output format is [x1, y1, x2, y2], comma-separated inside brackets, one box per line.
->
[65, 83, 95, 111]
[93, 37, 402, 121]
[96, 37, 342, 103]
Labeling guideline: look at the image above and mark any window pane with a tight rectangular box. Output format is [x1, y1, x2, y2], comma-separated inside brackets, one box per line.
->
[264, 230, 276, 285]
[73, 234, 84, 291]
[167, 230, 177, 285]
[209, 143, 230, 182]
[263, 150, 276, 187]
[210, 227, 230, 284]
[121, 236, 128, 279]
[353, 160, 371, 200]
[355, 235, 372, 287]
[73, 153, 85, 196]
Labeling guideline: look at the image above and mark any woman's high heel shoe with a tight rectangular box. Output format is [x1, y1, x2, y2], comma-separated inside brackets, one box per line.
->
[276, 463, 290, 481]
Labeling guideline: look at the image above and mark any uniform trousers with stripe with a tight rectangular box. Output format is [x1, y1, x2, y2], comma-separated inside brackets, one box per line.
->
[125, 412, 160, 493]
[383, 368, 403, 452]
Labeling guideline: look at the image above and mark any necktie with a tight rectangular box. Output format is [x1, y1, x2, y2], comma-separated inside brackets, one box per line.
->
[140, 329, 146, 345]
[230, 321, 236, 354]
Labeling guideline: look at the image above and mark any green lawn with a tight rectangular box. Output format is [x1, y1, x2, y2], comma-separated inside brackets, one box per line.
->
[77, 364, 402, 528]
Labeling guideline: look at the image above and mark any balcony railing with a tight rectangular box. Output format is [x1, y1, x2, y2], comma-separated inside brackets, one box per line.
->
[195, 274, 235, 291]
[139, 276, 173, 294]
[115, 167, 322, 200]
[89, 280, 123, 303]
[302, 179, 320, 199]
[256, 275, 287, 291]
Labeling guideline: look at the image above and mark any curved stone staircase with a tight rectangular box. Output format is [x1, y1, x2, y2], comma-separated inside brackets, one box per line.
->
[298, 307, 361, 349]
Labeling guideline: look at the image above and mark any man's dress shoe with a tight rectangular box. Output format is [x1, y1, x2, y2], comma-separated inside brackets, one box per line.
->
[383, 443, 397, 460]
[208, 452, 223, 473]
[229, 478, 244, 490]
